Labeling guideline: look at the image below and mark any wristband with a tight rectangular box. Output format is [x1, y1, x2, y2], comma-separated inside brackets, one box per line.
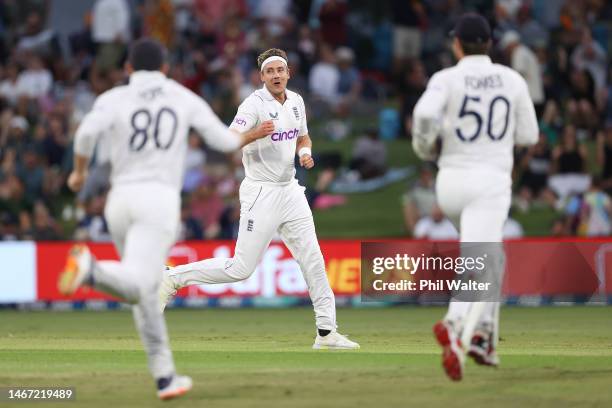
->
[298, 147, 312, 157]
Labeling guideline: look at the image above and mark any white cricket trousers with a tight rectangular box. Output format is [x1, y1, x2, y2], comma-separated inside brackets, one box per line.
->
[92, 182, 180, 380]
[168, 178, 337, 330]
[436, 167, 510, 345]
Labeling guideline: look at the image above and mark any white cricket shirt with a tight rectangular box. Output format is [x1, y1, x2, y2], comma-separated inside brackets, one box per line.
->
[74, 70, 241, 191]
[412, 55, 538, 174]
[230, 85, 308, 184]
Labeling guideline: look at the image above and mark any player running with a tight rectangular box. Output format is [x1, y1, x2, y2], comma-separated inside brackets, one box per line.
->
[158, 48, 360, 350]
[57, 38, 274, 400]
[411, 14, 538, 380]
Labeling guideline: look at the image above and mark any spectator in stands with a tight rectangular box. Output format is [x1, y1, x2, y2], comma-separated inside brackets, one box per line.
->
[0, 62, 20, 105]
[178, 199, 204, 241]
[571, 28, 607, 90]
[348, 128, 387, 180]
[515, 3, 548, 49]
[402, 163, 436, 235]
[318, 0, 349, 47]
[29, 200, 62, 240]
[92, 0, 131, 72]
[566, 68, 599, 130]
[597, 125, 612, 196]
[183, 131, 206, 193]
[565, 177, 612, 236]
[548, 124, 590, 208]
[499, 30, 544, 112]
[399, 59, 426, 137]
[16, 146, 44, 201]
[74, 193, 111, 242]
[218, 198, 240, 239]
[15, 10, 60, 61]
[516, 133, 555, 211]
[413, 203, 458, 240]
[309, 43, 339, 107]
[141, 0, 175, 47]
[390, 0, 427, 68]
[16, 54, 52, 100]
[335, 46, 362, 114]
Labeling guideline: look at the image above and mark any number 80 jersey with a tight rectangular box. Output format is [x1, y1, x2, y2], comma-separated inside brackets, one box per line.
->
[74, 71, 241, 191]
[412, 55, 538, 173]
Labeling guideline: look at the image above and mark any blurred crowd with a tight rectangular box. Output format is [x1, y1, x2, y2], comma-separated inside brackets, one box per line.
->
[0, 0, 610, 241]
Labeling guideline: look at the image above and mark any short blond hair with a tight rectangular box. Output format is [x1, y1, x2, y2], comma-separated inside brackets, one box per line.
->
[257, 48, 288, 70]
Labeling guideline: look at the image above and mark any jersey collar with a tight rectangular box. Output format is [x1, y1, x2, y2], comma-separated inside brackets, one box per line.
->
[130, 70, 167, 86]
[261, 85, 289, 102]
[458, 55, 492, 66]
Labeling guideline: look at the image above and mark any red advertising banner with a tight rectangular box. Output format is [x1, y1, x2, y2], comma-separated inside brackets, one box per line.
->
[36, 240, 361, 301]
[34, 239, 612, 302]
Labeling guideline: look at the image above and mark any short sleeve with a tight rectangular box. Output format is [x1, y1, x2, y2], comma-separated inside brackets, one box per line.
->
[298, 96, 308, 136]
[230, 97, 259, 132]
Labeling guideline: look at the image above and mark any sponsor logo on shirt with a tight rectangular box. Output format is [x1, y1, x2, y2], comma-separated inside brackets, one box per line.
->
[269, 112, 279, 119]
[233, 117, 247, 126]
[271, 128, 300, 142]
[247, 219, 254, 232]
[292, 106, 300, 120]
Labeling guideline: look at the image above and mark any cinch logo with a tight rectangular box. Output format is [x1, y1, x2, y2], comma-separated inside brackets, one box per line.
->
[271, 128, 299, 142]
[233, 117, 247, 126]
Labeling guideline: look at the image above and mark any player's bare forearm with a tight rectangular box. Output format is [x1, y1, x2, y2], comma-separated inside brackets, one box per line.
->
[296, 134, 312, 152]
[297, 134, 314, 169]
[236, 120, 275, 148]
[68, 154, 90, 192]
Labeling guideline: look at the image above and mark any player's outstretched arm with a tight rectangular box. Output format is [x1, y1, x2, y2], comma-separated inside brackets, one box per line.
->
[296, 134, 314, 169]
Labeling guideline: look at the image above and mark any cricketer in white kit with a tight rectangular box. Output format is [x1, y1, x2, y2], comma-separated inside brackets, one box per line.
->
[57, 38, 274, 400]
[159, 48, 359, 350]
[411, 14, 538, 381]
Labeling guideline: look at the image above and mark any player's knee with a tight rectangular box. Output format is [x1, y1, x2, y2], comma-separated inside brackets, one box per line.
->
[227, 259, 255, 281]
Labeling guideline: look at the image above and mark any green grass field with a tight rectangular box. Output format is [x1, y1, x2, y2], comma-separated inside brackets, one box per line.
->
[1, 307, 612, 407]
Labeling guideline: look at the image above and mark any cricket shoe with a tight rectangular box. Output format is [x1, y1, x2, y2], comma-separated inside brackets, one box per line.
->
[312, 331, 360, 350]
[159, 266, 178, 312]
[57, 244, 94, 296]
[468, 329, 499, 367]
[157, 374, 192, 400]
[433, 320, 465, 381]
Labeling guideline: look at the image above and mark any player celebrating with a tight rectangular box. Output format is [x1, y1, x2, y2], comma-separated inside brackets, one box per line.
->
[158, 48, 360, 350]
[411, 14, 538, 380]
[57, 38, 274, 400]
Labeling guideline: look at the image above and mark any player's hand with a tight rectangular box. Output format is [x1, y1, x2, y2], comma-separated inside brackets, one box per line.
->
[67, 171, 87, 192]
[299, 154, 314, 169]
[254, 120, 275, 139]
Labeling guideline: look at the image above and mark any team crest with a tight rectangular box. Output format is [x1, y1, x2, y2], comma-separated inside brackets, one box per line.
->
[292, 107, 300, 120]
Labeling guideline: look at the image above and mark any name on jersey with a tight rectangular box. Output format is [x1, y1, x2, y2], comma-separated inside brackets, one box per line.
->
[271, 128, 299, 142]
[464, 75, 503, 90]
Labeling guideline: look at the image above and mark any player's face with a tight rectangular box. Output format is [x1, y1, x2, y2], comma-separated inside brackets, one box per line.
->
[260, 61, 290, 96]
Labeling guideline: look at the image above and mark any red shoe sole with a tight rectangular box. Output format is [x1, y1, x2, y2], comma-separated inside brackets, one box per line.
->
[433, 321, 463, 381]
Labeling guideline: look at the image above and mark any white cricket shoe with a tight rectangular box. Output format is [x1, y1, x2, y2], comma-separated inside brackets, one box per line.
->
[312, 331, 360, 350]
[159, 267, 178, 312]
[57, 245, 94, 296]
[157, 375, 192, 400]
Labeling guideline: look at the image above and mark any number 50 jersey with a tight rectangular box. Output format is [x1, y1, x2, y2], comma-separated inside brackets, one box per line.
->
[74, 71, 241, 191]
[412, 55, 538, 173]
